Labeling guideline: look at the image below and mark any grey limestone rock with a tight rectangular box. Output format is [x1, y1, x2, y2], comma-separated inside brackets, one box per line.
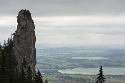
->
[13, 9, 36, 79]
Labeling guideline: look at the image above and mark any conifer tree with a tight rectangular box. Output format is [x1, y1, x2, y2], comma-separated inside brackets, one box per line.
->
[95, 66, 105, 83]
[45, 79, 48, 83]
[20, 68, 26, 83]
[0, 44, 2, 51]
[36, 70, 44, 83]
[27, 66, 33, 83]
[0, 49, 4, 83]
[14, 69, 20, 83]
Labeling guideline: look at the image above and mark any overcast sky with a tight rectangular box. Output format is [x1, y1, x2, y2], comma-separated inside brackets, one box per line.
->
[1, 0, 125, 47]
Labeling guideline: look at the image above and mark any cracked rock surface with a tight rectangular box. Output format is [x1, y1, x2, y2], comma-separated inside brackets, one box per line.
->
[13, 9, 36, 79]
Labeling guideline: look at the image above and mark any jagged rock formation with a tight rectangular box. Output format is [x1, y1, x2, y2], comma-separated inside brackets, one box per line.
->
[13, 9, 36, 79]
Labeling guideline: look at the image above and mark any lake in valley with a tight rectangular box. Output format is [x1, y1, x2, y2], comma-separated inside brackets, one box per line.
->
[58, 67, 125, 75]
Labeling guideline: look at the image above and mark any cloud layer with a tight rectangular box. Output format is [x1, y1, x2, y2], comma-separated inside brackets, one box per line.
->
[0, 0, 125, 46]
[0, 0, 125, 16]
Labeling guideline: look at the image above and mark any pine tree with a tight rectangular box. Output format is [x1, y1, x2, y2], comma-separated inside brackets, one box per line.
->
[45, 79, 48, 83]
[0, 48, 5, 83]
[20, 68, 26, 83]
[0, 44, 2, 51]
[95, 66, 105, 83]
[14, 69, 20, 83]
[0, 38, 18, 83]
[36, 70, 44, 83]
[27, 66, 32, 83]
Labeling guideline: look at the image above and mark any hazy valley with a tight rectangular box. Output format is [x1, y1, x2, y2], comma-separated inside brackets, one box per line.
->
[36, 45, 125, 83]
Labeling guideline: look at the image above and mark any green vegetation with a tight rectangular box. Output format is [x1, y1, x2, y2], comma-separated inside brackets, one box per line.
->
[0, 38, 44, 83]
[0, 38, 18, 83]
[43, 74, 93, 83]
[108, 79, 125, 83]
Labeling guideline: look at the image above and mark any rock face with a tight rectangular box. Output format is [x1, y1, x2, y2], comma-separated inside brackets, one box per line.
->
[13, 9, 36, 79]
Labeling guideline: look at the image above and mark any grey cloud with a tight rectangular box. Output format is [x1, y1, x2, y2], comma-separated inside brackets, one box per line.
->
[36, 23, 125, 28]
[94, 28, 125, 35]
[0, 0, 125, 16]
[1, 0, 125, 46]
[0, 26, 16, 32]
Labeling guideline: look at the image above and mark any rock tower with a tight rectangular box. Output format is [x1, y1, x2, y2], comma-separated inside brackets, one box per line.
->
[13, 9, 36, 79]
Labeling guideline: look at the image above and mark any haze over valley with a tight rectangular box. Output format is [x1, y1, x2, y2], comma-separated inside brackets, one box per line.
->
[36, 45, 125, 75]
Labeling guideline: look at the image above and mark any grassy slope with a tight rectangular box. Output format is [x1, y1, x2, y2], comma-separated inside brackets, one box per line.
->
[108, 79, 125, 83]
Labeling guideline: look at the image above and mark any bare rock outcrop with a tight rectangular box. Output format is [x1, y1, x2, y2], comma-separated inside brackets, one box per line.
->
[13, 9, 36, 79]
